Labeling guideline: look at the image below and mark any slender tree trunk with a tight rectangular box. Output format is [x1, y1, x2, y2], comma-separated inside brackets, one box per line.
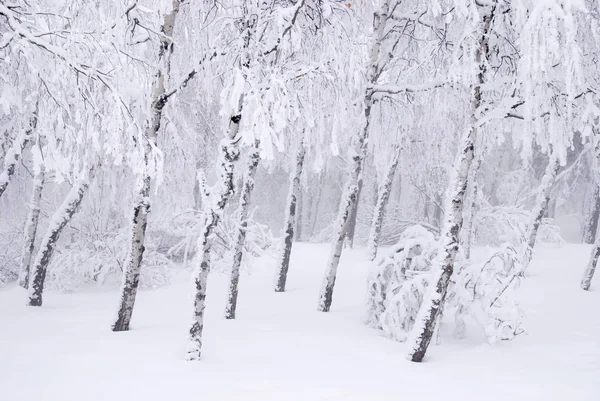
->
[406, 4, 496, 363]
[521, 155, 560, 271]
[317, 0, 391, 312]
[0, 110, 37, 199]
[187, 133, 241, 360]
[112, 0, 182, 332]
[345, 178, 363, 249]
[581, 131, 600, 290]
[462, 157, 483, 260]
[18, 165, 45, 288]
[367, 146, 400, 261]
[186, 6, 266, 359]
[295, 184, 304, 242]
[274, 142, 306, 292]
[28, 173, 91, 306]
[308, 170, 325, 238]
[225, 141, 260, 319]
[581, 237, 600, 290]
[583, 182, 600, 244]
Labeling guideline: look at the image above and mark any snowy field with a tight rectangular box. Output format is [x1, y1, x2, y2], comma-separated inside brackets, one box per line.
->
[1, 243, 599, 401]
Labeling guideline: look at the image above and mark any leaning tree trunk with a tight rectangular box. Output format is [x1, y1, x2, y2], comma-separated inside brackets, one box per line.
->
[462, 156, 483, 260]
[367, 145, 400, 261]
[186, 7, 265, 360]
[317, 0, 391, 312]
[0, 111, 37, 199]
[581, 131, 600, 290]
[17, 164, 45, 288]
[225, 141, 261, 319]
[28, 173, 90, 306]
[112, 0, 182, 332]
[582, 182, 600, 244]
[521, 155, 560, 271]
[274, 141, 306, 292]
[187, 133, 241, 360]
[406, 4, 495, 363]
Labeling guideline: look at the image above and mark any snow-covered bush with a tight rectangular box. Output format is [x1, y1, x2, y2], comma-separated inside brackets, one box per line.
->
[166, 208, 275, 273]
[366, 225, 437, 337]
[474, 205, 564, 247]
[367, 225, 525, 344]
[46, 227, 172, 292]
[451, 244, 525, 343]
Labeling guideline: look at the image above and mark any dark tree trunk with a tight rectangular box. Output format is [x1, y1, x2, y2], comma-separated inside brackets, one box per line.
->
[225, 141, 260, 319]
[28, 175, 90, 306]
[274, 142, 306, 292]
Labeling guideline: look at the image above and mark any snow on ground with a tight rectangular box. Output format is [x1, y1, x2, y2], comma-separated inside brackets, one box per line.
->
[0, 243, 598, 401]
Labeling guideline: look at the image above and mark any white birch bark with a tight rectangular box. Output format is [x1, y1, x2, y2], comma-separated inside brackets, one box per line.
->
[28, 172, 91, 306]
[274, 141, 306, 292]
[112, 0, 182, 331]
[406, 4, 496, 362]
[17, 164, 45, 289]
[225, 141, 261, 319]
[317, 0, 391, 312]
[367, 145, 400, 261]
[186, 0, 305, 360]
[521, 155, 561, 271]
[462, 156, 483, 260]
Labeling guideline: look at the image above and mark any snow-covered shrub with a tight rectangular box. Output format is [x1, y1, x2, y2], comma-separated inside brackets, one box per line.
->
[366, 225, 437, 336]
[451, 244, 525, 343]
[474, 205, 564, 247]
[367, 225, 525, 344]
[46, 227, 171, 292]
[167, 208, 275, 273]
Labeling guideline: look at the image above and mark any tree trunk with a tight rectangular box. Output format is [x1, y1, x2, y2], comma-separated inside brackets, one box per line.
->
[521, 156, 560, 271]
[583, 182, 600, 244]
[581, 130, 600, 290]
[295, 184, 304, 242]
[187, 134, 241, 360]
[367, 146, 400, 261]
[112, 0, 182, 332]
[462, 157, 483, 260]
[406, 3, 495, 363]
[318, 183, 359, 312]
[28, 173, 90, 306]
[225, 141, 260, 319]
[0, 111, 37, 199]
[345, 178, 363, 249]
[274, 142, 306, 292]
[18, 165, 45, 289]
[317, 0, 391, 312]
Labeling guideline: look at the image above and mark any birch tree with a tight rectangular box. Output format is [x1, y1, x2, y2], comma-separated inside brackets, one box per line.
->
[367, 145, 400, 261]
[274, 139, 306, 292]
[28, 169, 92, 306]
[17, 138, 45, 289]
[112, 0, 188, 332]
[225, 141, 260, 319]
[187, 0, 307, 360]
